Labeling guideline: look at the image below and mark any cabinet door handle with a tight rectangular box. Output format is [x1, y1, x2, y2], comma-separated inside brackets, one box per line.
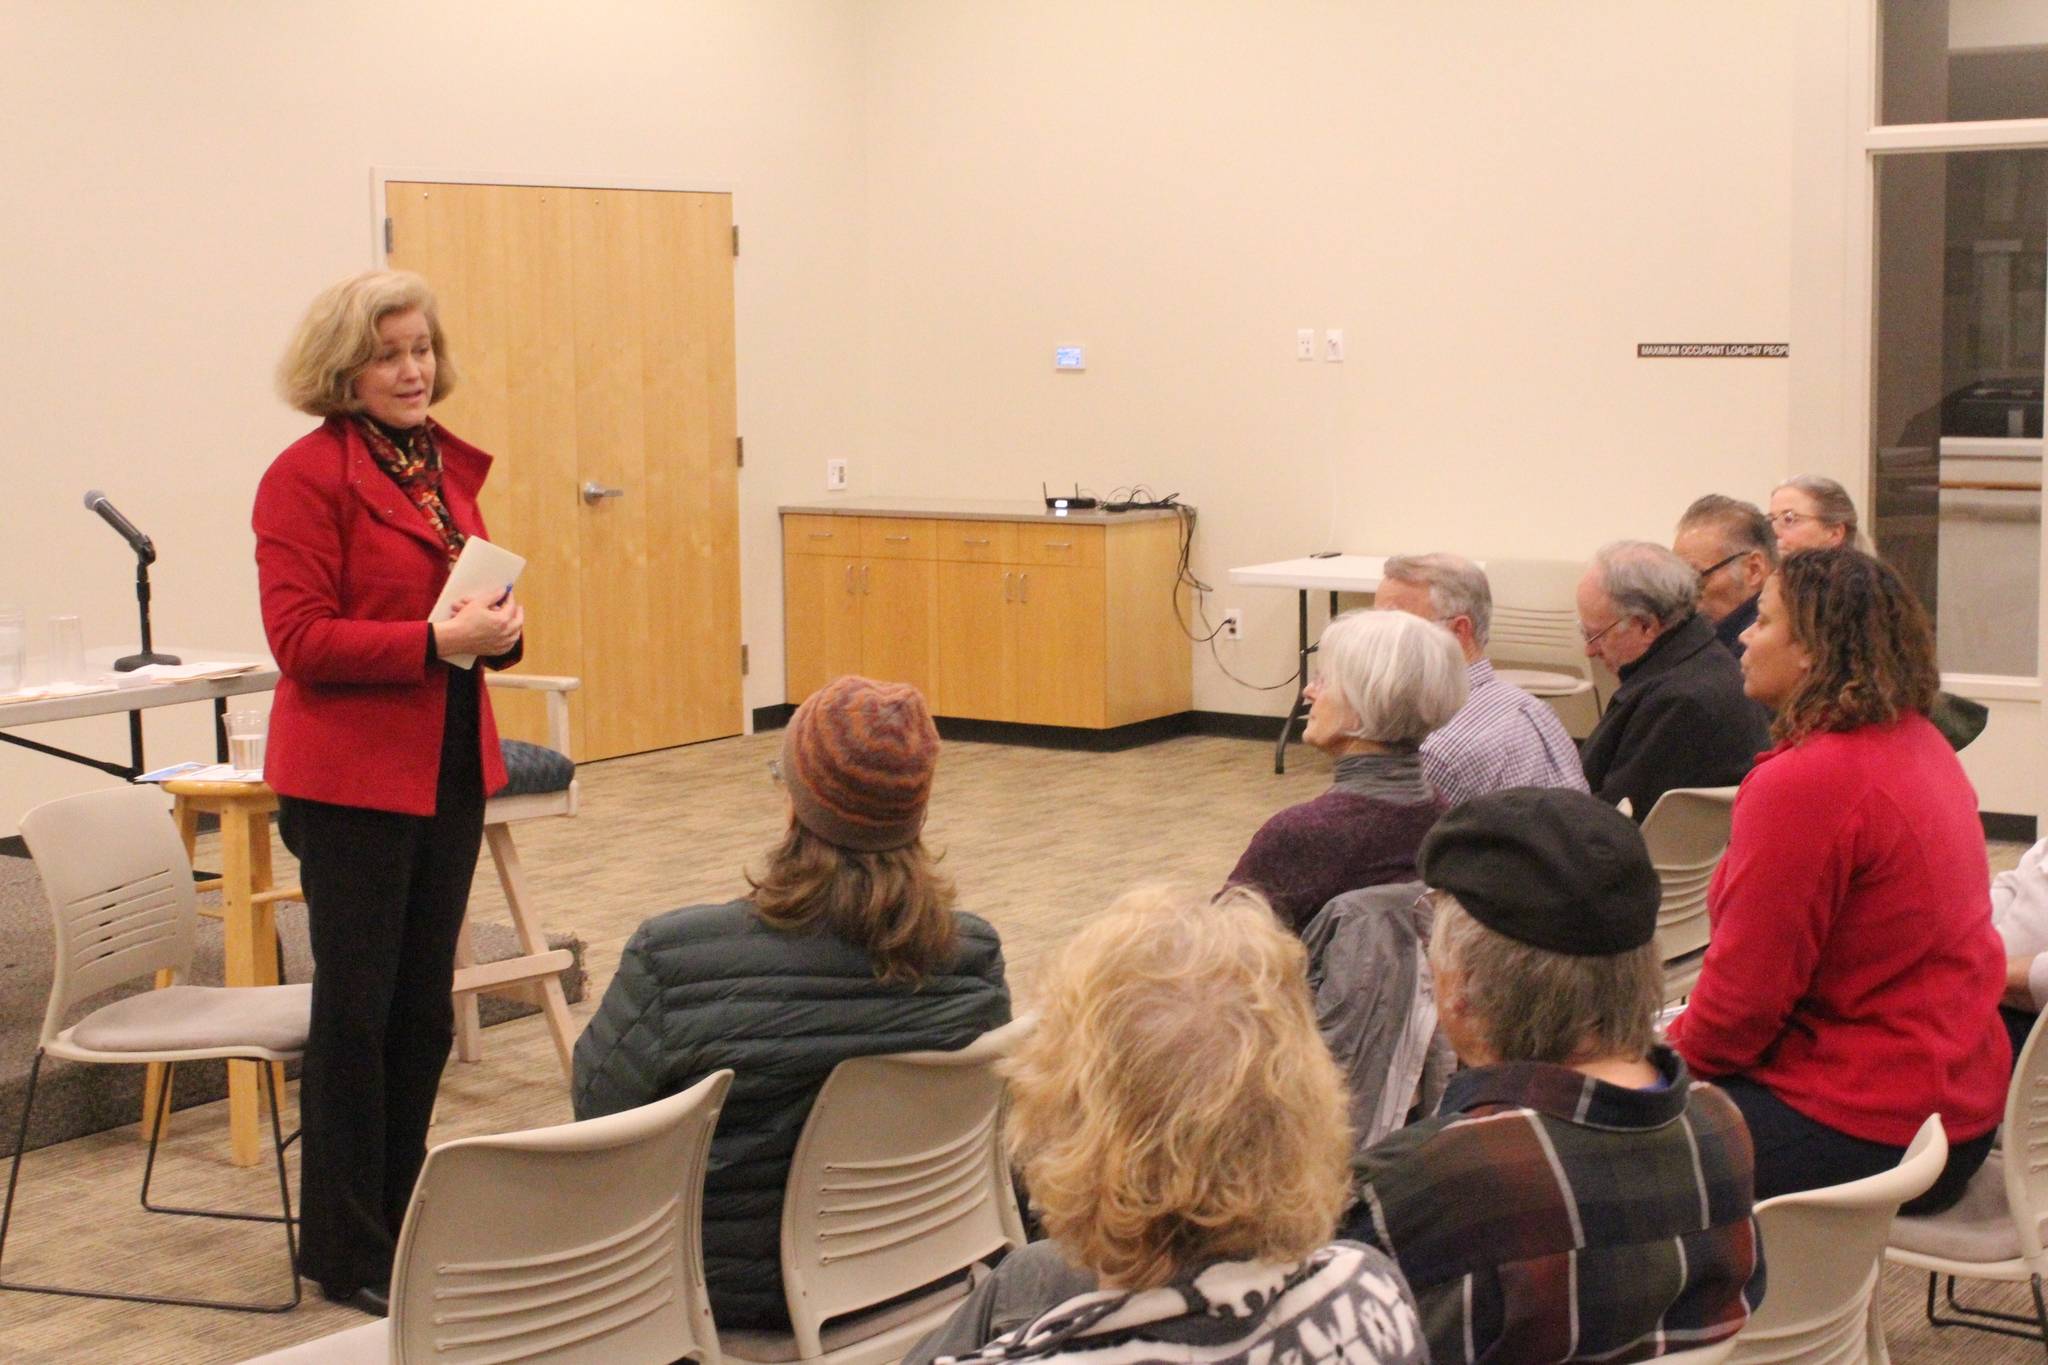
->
[883, 534, 912, 543]
[1019, 571, 1030, 604]
[1002, 571, 1013, 603]
[845, 563, 855, 594]
[1042, 541, 1072, 550]
[581, 481, 627, 504]
[807, 531, 836, 540]
[862, 564, 871, 594]
[962, 537, 990, 546]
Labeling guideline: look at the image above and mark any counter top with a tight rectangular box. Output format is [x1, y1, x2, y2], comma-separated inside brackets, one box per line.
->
[779, 497, 1190, 525]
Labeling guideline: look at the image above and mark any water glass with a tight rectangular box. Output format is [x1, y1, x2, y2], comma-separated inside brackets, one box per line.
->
[47, 614, 85, 683]
[0, 608, 24, 692]
[226, 708, 268, 771]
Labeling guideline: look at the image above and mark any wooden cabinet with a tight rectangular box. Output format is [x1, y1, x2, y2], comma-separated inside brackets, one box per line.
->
[785, 509, 1191, 730]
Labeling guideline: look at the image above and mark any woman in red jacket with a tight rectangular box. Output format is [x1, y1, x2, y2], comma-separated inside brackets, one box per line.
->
[255, 270, 523, 1314]
[1667, 548, 2007, 1213]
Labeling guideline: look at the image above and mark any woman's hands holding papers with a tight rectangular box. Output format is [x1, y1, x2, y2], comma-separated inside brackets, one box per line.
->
[434, 590, 524, 661]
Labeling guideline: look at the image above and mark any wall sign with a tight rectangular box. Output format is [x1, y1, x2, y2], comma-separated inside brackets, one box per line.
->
[1637, 342, 1789, 358]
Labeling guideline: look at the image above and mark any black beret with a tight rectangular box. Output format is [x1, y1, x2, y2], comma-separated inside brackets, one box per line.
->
[1419, 787, 1660, 955]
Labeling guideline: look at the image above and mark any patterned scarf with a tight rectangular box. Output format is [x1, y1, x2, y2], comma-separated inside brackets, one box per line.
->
[354, 415, 467, 564]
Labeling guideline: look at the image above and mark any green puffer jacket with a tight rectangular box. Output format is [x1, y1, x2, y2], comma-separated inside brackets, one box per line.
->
[570, 898, 1010, 1329]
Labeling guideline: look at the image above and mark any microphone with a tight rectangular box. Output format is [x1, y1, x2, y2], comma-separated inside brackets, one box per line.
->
[84, 489, 157, 564]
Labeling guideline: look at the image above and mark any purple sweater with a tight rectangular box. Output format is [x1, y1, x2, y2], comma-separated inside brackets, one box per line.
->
[1228, 754, 1445, 932]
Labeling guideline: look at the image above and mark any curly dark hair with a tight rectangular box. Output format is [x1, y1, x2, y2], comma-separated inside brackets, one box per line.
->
[1771, 547, 1938, 745]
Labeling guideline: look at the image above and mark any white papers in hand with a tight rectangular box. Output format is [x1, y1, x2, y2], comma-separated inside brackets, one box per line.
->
[429, 538, 527, 669]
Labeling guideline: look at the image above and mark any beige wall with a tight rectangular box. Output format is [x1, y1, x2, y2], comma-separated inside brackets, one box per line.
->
[855, 0, 1797, 715]
[10, 2, 2020, 827]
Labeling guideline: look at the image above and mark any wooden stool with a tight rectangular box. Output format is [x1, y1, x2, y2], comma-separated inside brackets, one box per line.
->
[147, 779, 299, 1168]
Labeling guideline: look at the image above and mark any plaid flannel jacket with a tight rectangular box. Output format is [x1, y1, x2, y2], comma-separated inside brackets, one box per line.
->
[1343, 1047, 1762, 1364]
[1420, 659, 1589, 809]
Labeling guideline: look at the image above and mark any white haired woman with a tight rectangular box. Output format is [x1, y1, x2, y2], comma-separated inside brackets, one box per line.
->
[1768, 473, 1860, 554]
[255, 270, 524, 1314]
[902, 886, 1426, 1365]
[1227, 609, 1467, 930]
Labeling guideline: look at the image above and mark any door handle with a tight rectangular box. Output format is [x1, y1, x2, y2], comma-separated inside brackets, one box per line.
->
[1019, 571, 1030, 604]
[581, 481, 626, 505]
[883, 534, 911, 543]
[1002, 571, 1013, 603]
[1042, 541, 1072, 550]
[845, 563, 855, 594]
[962, 537, 990, 546]
[862, 564, 871, 594]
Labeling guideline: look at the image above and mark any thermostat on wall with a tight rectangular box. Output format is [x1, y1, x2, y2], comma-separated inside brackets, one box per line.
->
[1054, 346, 1085, 371]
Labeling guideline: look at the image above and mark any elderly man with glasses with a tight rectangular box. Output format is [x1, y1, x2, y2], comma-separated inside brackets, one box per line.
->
[1672, 494, 1777, 659]
[1575, 541, 1770, 823]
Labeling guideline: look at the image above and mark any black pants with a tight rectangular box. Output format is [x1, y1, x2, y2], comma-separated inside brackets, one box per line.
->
[278, 675, 485, 1294]
[1715, 1074, 1995, 1216]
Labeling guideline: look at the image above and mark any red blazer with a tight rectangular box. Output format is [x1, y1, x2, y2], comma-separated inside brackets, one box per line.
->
[253, 416, 511, 816]
[1667, 715, 2009, 1148]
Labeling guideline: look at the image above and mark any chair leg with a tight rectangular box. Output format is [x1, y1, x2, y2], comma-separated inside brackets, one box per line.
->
[139, 1061, 293, 1226]
[0, 1054, 301, 1313]
[1921, 1268, 2048, 1346]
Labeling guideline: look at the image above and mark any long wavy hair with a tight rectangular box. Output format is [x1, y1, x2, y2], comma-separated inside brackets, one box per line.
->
[1003, 885, 1353, 1290]
[746, 822, 958, 986]
[1771, 547, 1938, 746]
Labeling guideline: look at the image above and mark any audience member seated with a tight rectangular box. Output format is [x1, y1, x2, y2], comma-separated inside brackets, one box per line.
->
[1665, 549, 2008, 1213]
[1992, 835, 2048, 1064]
[1227, 609, 1465, 931]
[1373, 552, 1588, 806]
[1576, 540, 1770, 821]
[903, 885, 1427, 1365]
[1343, 788, 1762, 1365]
[1672, 494, 1776, 658]
[1767, 472, 1858, 554]
[570, 675, 1010, 1329]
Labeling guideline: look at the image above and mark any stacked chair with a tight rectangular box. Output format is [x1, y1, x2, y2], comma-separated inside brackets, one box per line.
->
[1640, 786, 1738, 1003]
[1481, 557, 1609, 739]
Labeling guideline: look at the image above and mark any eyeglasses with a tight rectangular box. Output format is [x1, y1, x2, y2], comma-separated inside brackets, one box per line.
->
[1767, 510, 1813, 531]
[1579, 617, 1625, 646]
[1693, 551, 1744, 580]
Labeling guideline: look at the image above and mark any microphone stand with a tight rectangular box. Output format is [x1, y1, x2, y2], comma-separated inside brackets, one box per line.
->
[114, 551, 180, 672]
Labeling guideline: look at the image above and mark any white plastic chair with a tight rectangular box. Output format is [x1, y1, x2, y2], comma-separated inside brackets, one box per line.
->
[1483, 557, 1607, 738]
[1728, 1113, 1948, 1364]
[453, 672, 583, 1080]
[1887, 1008, 2048, 1349]
[243, 1068, 734, 1364]
[1640, 786, 1738, 1003]
[721, 1017, 1035, 1365]
[0, 786, 311, 1313]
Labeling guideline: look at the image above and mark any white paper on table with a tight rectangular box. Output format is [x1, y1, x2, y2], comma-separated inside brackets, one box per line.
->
[134, 761, 263, 784]
[428, 538, 527, 669]
[0, 680, 119, 704]
[117, 660, 263, 685]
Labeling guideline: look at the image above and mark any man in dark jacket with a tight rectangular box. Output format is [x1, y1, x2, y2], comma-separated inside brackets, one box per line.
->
[1576, 541, 1771, 822]
[570, 677, 1011, 1328]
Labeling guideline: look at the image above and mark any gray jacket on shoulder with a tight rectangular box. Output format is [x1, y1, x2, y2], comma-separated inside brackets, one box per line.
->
[571, 898, 1010, 1328]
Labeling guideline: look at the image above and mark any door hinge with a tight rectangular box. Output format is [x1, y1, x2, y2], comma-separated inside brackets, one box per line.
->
[740, 643, 750, 676]
[383, 216, 394, 255]
[736, 435, 744, 468]
[732, 224, 740, 256]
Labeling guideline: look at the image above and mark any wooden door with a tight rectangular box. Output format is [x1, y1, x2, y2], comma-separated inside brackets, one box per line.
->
[1012, 565, 1105, 727]
[387, 181, 741, 760]
[860, 559, 935, 695]
[934, 562, 1015, 720]
[784, 552, 862, 703]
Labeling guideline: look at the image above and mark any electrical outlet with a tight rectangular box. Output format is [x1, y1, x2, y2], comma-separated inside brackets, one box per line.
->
[1221, 609, 1243, 641]
[1296, 329, 1316, 361]
[826, 459, 848, 491]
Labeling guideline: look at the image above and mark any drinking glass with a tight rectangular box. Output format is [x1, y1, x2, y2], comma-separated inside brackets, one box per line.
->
[226, 708, 268, 771]
[47, 614, 85, 683]
[0, 608, 25, 692]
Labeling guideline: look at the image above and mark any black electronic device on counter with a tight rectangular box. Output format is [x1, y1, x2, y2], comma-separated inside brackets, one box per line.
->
[1043, 481, 1099, 511]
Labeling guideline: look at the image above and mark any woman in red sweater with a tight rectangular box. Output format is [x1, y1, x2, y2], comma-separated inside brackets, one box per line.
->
[1667, 548, 2007, 1212]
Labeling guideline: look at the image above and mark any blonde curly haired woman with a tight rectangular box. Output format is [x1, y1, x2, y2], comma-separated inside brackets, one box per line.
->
[904, 886, 1425, 1365]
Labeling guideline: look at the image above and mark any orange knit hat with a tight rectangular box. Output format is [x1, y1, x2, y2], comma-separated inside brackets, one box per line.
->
[782, 676, 940, 851]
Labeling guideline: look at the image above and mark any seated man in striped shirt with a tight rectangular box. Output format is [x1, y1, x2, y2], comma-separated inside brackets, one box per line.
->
[1373, 553, 1588, 807]
[1342, 788, 1762, 1365]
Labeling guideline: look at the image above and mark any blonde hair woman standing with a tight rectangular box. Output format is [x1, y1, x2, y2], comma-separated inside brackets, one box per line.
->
[257, 270, 525, 1315]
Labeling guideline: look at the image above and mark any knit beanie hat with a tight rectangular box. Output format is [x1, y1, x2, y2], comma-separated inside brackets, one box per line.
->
[782, 676, 940, 852]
